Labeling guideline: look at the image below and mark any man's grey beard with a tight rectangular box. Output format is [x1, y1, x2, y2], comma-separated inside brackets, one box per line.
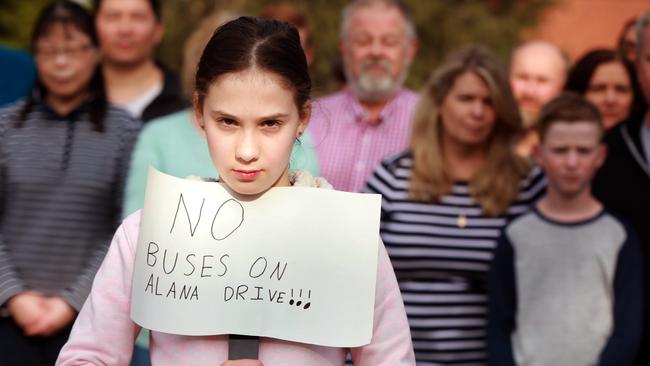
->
[345, 59, 408, 103]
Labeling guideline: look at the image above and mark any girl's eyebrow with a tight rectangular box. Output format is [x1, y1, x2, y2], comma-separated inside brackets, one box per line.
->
[258, 113, 290, 120]
[209, 110, 290, 121]
[210, 110, 237, 119]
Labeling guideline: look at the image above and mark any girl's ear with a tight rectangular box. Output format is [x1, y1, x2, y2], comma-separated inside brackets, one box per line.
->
[297, 101, 311, 138]
[192, 92, 207, 138]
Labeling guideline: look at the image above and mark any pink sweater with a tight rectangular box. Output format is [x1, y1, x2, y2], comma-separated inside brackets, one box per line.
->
[57, 207, 415, 365]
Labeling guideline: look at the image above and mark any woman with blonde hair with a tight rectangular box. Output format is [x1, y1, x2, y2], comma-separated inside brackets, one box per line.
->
[365, 45, 545, 365]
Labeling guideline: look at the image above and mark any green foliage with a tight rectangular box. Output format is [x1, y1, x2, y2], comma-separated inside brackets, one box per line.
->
[0, 0, 554, 94]
[0, 0, 51, 49]
[408, 0, 554, 91]
[230, 0, 555, 94]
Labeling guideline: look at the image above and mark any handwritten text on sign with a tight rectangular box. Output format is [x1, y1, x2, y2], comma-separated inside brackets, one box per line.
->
[130, 168, 381, 347]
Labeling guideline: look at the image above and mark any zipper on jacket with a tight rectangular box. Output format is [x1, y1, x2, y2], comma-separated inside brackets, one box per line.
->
[61, 118, 75, 171]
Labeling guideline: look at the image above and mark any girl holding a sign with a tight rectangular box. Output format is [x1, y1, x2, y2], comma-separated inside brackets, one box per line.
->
[56, 16, 415, 366]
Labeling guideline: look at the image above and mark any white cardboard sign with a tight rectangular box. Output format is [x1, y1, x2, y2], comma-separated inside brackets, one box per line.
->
[130, 167, 381, 347]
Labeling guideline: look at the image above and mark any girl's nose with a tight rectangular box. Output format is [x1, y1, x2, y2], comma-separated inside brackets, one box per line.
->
[235, 131, 260, 163]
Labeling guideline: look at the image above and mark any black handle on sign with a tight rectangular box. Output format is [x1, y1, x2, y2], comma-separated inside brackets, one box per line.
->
[228, 334, 260, 360]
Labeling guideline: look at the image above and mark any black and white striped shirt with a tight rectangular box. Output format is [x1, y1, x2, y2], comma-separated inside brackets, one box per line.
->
[0, 99, 141, 311]
[365, 150, 545, 366]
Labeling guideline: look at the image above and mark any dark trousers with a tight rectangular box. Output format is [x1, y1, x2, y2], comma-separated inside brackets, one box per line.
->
[0, 317, 72, 366]
[130, 345, 152, 366]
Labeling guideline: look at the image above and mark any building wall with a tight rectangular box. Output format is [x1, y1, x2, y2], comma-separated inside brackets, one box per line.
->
[524, 0, 649, 61]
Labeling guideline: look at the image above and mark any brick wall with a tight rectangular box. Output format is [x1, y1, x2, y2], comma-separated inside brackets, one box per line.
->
[524, 0, 649, 61]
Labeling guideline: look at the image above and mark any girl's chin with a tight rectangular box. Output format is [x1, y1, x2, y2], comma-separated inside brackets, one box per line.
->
[220, 171, 290, 198]
[221, 179, 270, 199]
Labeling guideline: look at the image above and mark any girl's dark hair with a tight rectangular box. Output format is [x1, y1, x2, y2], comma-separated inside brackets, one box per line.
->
[20, 0, 106, 132]
[195, 16, 311, 117]
[565, 48, 646, 120]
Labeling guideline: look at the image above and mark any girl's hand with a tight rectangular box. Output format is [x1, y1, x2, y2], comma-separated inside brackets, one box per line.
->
[220, 360, 263, 366]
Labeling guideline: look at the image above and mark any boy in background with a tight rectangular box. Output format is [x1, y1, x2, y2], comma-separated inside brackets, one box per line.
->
[488, 92, 643, 366]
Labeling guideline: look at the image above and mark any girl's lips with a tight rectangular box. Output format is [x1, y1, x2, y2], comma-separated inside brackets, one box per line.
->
[232, 169, 261, 181]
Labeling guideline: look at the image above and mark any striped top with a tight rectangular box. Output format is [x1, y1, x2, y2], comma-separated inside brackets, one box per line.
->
[365, 150, 546, 366]
[0, 99, 141, 311]
[308, 88, 418, 192]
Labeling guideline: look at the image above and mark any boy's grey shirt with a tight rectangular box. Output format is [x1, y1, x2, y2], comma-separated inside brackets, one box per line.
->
[488, 208, 643, 366]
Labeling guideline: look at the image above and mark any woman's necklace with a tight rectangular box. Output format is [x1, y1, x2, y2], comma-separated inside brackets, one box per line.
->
[457, 211, 467, 229]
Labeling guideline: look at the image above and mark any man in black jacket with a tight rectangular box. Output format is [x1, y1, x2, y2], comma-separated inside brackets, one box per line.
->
[94, 0, 186, 122]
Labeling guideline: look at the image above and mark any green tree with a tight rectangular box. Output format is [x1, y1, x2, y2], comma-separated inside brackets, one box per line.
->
[0, 0, 51, 49]
[1, 0, 554, 94]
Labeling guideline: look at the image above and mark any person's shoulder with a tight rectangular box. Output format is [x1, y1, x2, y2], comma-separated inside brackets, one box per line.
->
[139, 61, 188, 120]
[141, 109, 191, 134]
[381, 149, 412, 171]
[309, 90, 353, 131]
[366, 149, 412, 190]
[122, 209, 143, 232]
[396, 88, 419, 103]
[0, 99, 27, 129]
[514, 164, 546, 205]
[116, 209, 144, 247]
[158, 61, 181, 84]
[508, 208, 538, 228]
[604, 113, 642, 145]
[504, 209, 540, 239]
[155, 61, 182, 95]
[315, 89, 352, 107]
[364, 150, 413, 196]
[600, 208, 637, 236]
[104, 104, 143, 131]
[520, 164, 545, 187]
[0, 98, 27, 117]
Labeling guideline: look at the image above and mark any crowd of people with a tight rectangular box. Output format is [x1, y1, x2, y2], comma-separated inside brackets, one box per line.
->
[0, 0, 648, 365]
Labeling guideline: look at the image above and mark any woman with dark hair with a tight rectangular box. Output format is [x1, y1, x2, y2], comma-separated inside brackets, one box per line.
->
[365, 46, 546, 365]
[0, 1, 140, 365]
[617, 17, 638, 63]
[56, 16, 414, 366]
[566, 48, 645, 129]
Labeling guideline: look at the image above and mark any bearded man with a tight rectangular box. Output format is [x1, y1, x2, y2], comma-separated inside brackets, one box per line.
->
[509, 40, 568, 156]
[307, 0, 418, 192]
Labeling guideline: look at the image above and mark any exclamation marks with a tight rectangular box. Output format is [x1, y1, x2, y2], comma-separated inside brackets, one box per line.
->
[289, 288, 311, 309]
